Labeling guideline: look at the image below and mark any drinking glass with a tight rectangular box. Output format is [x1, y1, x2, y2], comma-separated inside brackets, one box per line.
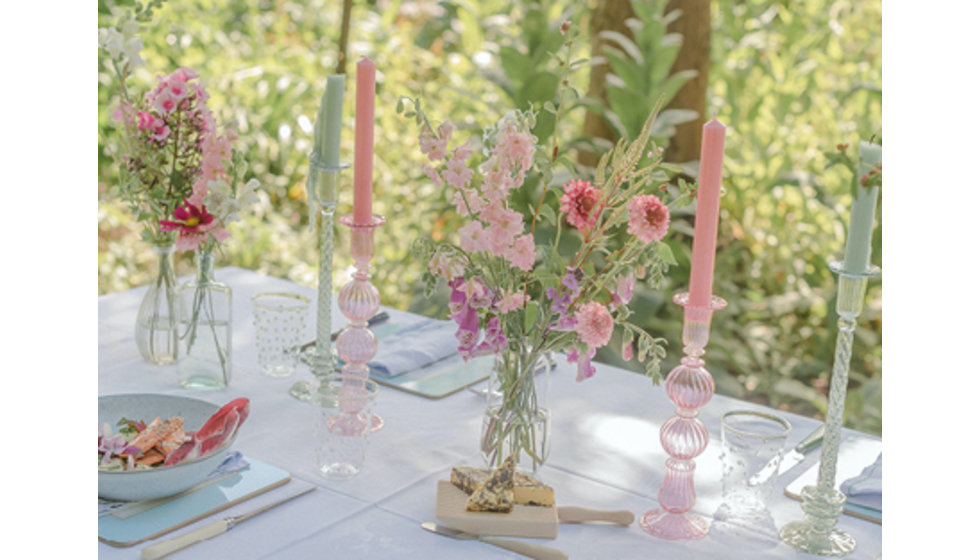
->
[713, 410, 791, 541]
[313, 374, 379, 479]
[252, 292, 311, 378]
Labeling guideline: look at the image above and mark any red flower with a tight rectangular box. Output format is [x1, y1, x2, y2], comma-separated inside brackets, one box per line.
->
[559, 179, 602, 232]
[160, 199, 215, 234]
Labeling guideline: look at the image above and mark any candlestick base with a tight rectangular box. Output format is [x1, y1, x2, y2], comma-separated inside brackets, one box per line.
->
[779, 485, 855, 557]
[641, 291, 725, 542]
[779, 261, 879, 557]
[639, 509, 710, 541]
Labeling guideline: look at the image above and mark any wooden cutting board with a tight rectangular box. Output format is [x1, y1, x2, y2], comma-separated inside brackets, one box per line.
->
[435, 480, 559, 539]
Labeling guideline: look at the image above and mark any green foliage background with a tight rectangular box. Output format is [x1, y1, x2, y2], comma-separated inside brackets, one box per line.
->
[98, 0, 882, 435]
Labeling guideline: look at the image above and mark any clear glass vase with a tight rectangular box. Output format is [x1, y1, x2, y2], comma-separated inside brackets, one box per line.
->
[135, 242, 179, 365]
[480, 349, 551, 474]
[177, 249, 232, 389]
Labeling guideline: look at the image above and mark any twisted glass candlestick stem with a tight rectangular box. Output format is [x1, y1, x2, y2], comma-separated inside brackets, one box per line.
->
[780, 261, 880, 556]
[290, 160, 349, 401]
[335, 213, 386, 432]
[641, 292, 726, 540]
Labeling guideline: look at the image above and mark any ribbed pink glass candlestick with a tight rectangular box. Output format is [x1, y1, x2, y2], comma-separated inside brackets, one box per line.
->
[641, 291, 727, 540]
[336, 212, 386, 432]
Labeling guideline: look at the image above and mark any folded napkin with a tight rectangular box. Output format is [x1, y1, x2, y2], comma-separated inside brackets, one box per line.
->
[840, 452, 881, 512]
[367, 318, 459, 377]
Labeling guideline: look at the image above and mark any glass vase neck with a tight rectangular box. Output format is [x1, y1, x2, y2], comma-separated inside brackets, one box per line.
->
[195, 249, 216, 283]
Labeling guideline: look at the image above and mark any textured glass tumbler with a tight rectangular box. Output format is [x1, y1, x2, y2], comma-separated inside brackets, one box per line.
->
[252, 293, 311, 378]
[313, 374, 379, 480]
[713, 411, 791, 540]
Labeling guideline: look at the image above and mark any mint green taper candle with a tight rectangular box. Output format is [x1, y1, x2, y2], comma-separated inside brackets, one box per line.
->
[318, 74, 345, 169]
[307, 74, 346, 226]
[841, 141, 882, 274]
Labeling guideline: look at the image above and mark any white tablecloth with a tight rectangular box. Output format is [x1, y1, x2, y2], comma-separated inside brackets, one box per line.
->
[98, 267, 882, 559]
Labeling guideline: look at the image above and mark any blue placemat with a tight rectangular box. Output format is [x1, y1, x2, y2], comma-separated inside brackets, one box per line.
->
[99, 456, 290, 547]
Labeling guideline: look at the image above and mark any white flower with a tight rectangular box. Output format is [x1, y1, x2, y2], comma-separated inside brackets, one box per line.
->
[98, 27, 124, 60]
[204, 178, 260, 225]
[124, 36, 145, 68]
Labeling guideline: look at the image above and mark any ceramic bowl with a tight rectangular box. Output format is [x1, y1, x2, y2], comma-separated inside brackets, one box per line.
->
[98, 393, 238, 501]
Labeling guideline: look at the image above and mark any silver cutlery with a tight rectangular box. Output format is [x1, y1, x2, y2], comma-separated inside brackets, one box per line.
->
[778, 424, 825, 475]
[421, 522, 568, 560]
[140, 487, 315, 560]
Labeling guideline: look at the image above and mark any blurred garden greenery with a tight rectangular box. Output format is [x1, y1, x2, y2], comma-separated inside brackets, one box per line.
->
[98, 0, 882, 435]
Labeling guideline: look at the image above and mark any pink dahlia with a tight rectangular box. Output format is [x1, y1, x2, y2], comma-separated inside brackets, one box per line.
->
[627, 194, 670, 244]
[574, 301, 614, 348]
[559, 179, 601, 232]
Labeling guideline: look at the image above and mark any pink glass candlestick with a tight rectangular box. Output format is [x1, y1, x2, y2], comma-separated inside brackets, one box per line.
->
[336, 212, 386, 432]
[640, 291, 726, 540]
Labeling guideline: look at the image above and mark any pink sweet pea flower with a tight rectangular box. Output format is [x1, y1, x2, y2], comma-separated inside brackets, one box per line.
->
[627, 194, 670, 244]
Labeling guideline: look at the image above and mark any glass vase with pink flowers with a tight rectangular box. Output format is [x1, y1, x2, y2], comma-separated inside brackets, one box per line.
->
[402, 28, 695, 472]
[100, 12, 248, 366]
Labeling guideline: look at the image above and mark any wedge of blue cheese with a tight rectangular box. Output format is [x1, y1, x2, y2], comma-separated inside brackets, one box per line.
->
[453, 460, 555, 507]
[464, 455, 516, 512]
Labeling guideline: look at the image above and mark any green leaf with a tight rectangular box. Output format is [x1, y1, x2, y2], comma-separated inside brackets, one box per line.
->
[499, 46, 531, 86]
[524, 301, 539, 333]
[656, 242, 677, 266]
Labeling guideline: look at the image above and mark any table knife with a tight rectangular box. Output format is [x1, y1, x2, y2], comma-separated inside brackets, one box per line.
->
[296, 311, 389, 353]
[140, 487, 315, 560]
[421, 522, 568, 560]
[778, 424, 825, 475]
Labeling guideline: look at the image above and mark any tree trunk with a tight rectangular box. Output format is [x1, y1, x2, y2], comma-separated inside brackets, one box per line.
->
[662, 0, 711, 166]
[580, 0, 636, 168]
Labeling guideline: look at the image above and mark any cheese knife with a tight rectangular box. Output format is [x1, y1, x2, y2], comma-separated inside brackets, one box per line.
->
[421, 522, 568, 560]
[778, 424, 825, 475]
[140, 487, 315, 560]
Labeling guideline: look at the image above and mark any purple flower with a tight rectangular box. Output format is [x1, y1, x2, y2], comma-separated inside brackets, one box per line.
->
[474, 317, 508, 356]
[567, 347, 597, 382]
[562, 267, 583, 291]
[448, 277, 467, 317]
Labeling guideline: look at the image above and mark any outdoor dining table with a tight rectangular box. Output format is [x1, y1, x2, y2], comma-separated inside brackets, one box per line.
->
[98, 267, 882, 559]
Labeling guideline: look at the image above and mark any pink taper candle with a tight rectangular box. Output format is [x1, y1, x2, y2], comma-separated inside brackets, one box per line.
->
[688, 118, 726, 309]
[353, 57, 376, 225]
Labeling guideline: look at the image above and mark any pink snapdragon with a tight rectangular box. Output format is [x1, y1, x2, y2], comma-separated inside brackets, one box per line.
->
[495, 291, 530, 313]
[428, 251, 465, 281]
[568, 347, 597, 382]
[627, 194, 670, 244]
[574, 301, 614, 348]
[611, 272, 635, 306]
[506, 234, 536, 271]
[559, 179, 602, 232]
[458, 221, 488, 254]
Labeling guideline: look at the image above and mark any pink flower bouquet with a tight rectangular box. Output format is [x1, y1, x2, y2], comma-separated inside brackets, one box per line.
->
[404, 34, 694, 467]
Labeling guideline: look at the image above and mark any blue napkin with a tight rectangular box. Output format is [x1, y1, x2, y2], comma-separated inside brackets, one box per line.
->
[368, 318, 459, 377]
[840, 452, 881, 512]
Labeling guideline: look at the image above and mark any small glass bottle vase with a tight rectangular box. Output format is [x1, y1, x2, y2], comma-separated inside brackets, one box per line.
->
[177, 250, 232, 389]
[135, 242, 179, 365]
[480, 349, 551, 474]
